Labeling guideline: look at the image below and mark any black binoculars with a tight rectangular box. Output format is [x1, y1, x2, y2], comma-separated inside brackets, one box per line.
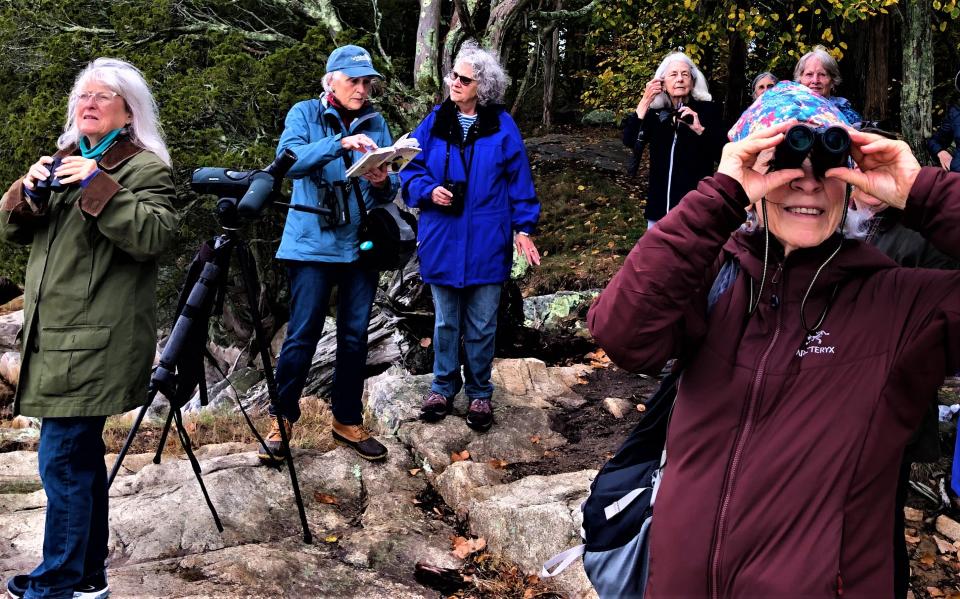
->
[33, 156, 69, 196]
[772, 125, 851, 177]
[320, 180, 353, 229]
[439, 180, 466, 215]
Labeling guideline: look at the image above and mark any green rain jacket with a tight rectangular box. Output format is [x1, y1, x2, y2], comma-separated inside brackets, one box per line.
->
[0, 140, 179, 417]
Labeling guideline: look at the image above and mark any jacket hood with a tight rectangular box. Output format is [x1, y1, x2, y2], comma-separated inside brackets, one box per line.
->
[431, 99, 504, 144]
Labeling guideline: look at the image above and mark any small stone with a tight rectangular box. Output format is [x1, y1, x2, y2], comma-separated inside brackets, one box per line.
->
[904, 506, 924, 522]
[933, 535, 956, 554]
[602, 397, 632, 419]
[935, 515, 960, 542]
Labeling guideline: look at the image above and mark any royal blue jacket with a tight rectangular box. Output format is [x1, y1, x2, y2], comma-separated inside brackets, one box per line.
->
[927, 104, 960, 173]
[401, 101, 539, 287]
[275, 96, 399, 263]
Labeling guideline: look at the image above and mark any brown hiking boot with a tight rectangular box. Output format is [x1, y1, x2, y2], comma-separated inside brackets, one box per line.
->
[257, 416, 293, 461]
[332, 419, 388, 461]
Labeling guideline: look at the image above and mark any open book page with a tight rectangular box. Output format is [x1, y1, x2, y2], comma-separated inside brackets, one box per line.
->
[345, 133, 422, 178]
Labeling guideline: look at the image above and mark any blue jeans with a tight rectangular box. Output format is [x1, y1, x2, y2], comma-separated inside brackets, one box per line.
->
[271, 261, 377, 425]
[430, 284, 501, 400]
[26, 416, 108, 599]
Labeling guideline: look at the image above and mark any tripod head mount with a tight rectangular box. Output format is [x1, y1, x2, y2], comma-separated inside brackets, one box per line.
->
[191, 149, 298, 228]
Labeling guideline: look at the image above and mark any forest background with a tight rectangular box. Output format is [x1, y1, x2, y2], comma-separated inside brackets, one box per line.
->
[0, 0, 957, 324]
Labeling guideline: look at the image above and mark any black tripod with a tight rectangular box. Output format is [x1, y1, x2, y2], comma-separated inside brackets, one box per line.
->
[107, 205, 314, 543]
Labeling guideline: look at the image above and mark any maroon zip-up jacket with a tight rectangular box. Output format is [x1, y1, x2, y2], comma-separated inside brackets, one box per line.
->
[588, 167, 960, 598]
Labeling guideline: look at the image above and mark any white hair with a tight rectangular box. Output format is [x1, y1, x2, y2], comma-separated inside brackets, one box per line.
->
[793, 45, 842, 91]
[321, 71, 382, 101]
[59, 58, 170, 166]
[448, 40, 510, 106]
[650, 51, 712, 110]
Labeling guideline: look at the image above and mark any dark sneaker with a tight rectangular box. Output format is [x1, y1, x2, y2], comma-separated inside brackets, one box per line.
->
[73, 570, 109, 599]
[257, 416, 293, 462]
[465, 397, 493, 432]
[419, 391, 453, 422]
[332, 420, 388, 461]
[6, 574, 28, 599]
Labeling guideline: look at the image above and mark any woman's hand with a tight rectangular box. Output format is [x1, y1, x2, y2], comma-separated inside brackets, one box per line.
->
[22, 156, 55, 190]
[937, 150, 953, 171]
[362, 164, 389, 187]
[515, 233, 540, 266]
[341, 134, 378, 153]
[54, 156, 99, 186]
[678, 105, 704, 135]
[431, 185, 453, 207]
[716, 120, 804, 205]
[636, 78, 663, 119]
[825, 129, 921, 211]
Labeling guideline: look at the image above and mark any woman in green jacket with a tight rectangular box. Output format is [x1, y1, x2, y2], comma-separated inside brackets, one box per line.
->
[1, 58, 178, 599]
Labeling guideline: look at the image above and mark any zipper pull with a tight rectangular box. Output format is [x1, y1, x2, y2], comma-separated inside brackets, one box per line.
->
[770, 262, 784, 285]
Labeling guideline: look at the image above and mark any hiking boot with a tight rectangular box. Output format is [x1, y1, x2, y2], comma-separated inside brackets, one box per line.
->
[257, 416, 293, 461]
[419, 391, 453, 422]
[332, 419, 388, 461]
[73, 570, 109, 599]
[465, 397, 493, 432]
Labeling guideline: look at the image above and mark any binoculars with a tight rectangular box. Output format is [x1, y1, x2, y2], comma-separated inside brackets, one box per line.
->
[33, 156, 69, 196]
[438, 180, 466, 215]
[772, 125, 851, 177]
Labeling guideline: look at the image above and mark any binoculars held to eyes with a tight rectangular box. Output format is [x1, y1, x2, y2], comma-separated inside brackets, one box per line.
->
[772, 125, 851, 177]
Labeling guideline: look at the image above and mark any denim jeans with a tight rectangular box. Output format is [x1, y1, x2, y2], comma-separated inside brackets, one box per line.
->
[430, 283, 501, 400]
[271, 261, 377, 425]
[26, 416, 108, 599]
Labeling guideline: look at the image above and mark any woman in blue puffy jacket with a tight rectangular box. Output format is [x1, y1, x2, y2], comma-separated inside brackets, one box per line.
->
[927, 69, 960, 173]
[401, 41, 540, 431]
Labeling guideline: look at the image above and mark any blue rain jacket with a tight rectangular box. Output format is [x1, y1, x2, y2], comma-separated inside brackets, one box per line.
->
[401, 101, 539, 287]
[275, 96, 399, 263]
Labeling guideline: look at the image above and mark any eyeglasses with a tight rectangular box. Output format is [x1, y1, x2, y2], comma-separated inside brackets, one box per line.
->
[74, 91, 122, 105]
[448, 71, 475, 86]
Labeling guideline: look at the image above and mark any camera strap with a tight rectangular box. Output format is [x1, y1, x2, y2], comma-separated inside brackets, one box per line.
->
[443, 140, 474, 186]
[340, 149, 369, 222]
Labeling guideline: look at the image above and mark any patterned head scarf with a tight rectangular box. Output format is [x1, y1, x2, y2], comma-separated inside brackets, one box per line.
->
[728, 81, 850, 142]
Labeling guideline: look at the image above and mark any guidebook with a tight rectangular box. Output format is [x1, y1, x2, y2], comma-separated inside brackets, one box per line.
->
[345, 133, 422, 178]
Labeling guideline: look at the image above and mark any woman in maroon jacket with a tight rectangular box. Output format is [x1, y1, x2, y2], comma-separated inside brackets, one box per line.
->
[588, 83, 960, 597]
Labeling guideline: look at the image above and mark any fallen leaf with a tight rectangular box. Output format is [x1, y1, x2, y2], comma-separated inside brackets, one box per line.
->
[577, 185, 586, 191]
[523, 589, 536, 599]
[419, 337, 432, 348]
[905, 534, 921, 544]
[935, 536, 957, 554]
[530, 435, 541, 445]
[450, 450, 471, 463]
[412, 498, 422, 505]
[451, 536, 487, 559]
[543, 450, 557, 458]
[313, 492, 338, 505]
[409, 468, 422, 476]
[920, 552, 936, 567]
[487, 458, 508, 469]
[637, 403, 647, 412]
[324, 535, 339, 543]
[927, 588, 944, 597]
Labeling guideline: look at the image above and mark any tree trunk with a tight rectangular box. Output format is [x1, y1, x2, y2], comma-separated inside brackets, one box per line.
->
[414, 0, 442, 92]
[723, 29, 747, 125]
[542, 8, 560, 127]
[862, 13, 891, 122]
[487, 0, 534, 63]
[901, 0, 933, 161]
[511, 35, 541, 116]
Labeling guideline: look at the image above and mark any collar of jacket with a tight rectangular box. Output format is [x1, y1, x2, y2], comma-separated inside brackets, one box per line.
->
[318, 95, 377, 133]
[431, 99, 503, 145]
[53, 139, 144, 172]
[724, 226, 894, 301]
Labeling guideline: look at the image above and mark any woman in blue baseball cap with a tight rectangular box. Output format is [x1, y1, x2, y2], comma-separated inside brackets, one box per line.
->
[260, 45, 398, 462]
[589, 82, 960, 596]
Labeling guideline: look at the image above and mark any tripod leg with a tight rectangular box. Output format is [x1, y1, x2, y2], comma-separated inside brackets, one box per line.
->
[172, 408, 224, 533]
[153, 405, 176, 464]
[236, 242, 313, 544]
[107, 390, 157, 488]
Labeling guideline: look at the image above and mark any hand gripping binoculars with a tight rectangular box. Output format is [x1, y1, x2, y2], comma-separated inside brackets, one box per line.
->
[772, 125, 851, 177]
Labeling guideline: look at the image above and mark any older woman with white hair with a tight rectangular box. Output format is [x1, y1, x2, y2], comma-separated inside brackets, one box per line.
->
[1, 57, 178, 599]
[622, 51, 725, 228]
[794, 44, 863, 124]
[401, 41, 540, 431]
[264, 44, 399, 462]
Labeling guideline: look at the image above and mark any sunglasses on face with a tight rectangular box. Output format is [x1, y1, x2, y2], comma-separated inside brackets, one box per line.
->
[449, 71, 476, 86]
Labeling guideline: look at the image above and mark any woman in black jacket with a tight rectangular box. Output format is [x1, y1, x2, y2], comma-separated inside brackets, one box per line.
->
[926, 69, 960, 173]
[622, 51, 725, 228]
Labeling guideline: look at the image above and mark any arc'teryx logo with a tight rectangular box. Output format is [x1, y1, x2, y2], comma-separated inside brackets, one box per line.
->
[797, 329, 836, 358]
[352, 54, 371, 63]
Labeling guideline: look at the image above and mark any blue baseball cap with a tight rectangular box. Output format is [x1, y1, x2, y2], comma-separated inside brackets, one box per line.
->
[326, 45, 383, 78]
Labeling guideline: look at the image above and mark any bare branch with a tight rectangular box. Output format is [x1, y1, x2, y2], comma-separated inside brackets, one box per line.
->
[531, 0, 600, 21]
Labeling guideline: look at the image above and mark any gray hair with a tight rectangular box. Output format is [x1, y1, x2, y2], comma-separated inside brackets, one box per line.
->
[751, 72, 778, 96]
[59, 58, 170, 166]
[321, 71, 382, 99]
[449, 41, 509, 106]
[649, 52, 712, 110]
[793, 45, 842, 91]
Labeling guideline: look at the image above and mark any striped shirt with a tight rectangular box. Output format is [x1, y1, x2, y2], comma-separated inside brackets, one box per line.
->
[458, 112, 477, 140]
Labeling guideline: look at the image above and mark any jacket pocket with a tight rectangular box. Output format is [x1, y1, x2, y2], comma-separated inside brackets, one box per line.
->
[38, 325, 110, 397]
